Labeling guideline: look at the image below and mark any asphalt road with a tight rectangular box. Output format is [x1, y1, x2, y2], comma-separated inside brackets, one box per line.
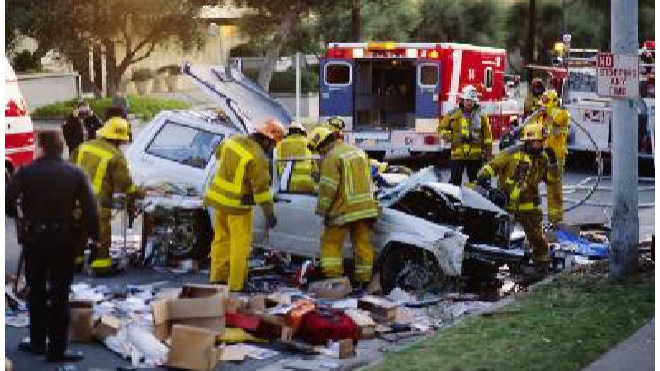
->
[5, 121, 656, 370]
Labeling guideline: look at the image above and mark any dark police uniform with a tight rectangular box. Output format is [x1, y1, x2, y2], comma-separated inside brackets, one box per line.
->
[5, 157, 98, 358]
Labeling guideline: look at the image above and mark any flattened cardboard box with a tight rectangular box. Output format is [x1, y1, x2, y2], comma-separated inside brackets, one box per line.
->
[358, 295, 398, 323]
[152, 284, 229, 340]
[69, 300, 94, 342]
[167, 324, 220, 370]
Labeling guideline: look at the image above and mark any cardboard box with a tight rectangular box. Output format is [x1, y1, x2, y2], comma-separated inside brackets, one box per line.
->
[345, 309, 376, 339]
[69, 300, 94, 342]
[338, 339, 355, 359]
[308, 277, 352, 299]
[167, 324, 220, 370]
[152, 284, 229, 340]
[92, 315, 124, 342]
[358, 295, 398, 323]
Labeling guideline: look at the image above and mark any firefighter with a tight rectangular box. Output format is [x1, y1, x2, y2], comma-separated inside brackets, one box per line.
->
[6, 132, 98, 362]
[70, 117, 144, 276]
[308, 126, 379, 287]
[477, 123, 560, 274]
[204, 119, 284, 292]
[275, 122, 315, 193]
[523, 78, 545, 117]
[438, 85, 493, 186]
[528, 89, 570, 224]
[326, 116, 346, 141]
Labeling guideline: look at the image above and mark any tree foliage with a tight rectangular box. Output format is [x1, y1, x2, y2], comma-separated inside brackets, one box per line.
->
[6, 0, 210, 96]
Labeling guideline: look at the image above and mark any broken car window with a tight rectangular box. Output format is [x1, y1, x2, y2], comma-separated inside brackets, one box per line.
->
[146, 120, 224, 169]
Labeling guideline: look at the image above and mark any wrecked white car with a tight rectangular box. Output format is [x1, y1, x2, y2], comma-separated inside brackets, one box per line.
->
[126, 64, 523, 293]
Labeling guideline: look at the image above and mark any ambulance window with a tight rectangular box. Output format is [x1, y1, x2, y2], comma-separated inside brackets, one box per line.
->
[419, 64, 439, 87]
[485, 67, 493, 91]
[325, 62, 351, 86]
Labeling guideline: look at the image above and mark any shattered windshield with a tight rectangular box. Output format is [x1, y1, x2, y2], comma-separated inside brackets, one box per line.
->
[146, 120, 223, 169]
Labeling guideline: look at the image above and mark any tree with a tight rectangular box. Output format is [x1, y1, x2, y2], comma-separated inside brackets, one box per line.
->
[412, 0, 505, 46]
[6, 0, 211, 97]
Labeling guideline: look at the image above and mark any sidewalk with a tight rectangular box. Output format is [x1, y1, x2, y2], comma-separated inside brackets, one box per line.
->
[583, 318, 655, 371]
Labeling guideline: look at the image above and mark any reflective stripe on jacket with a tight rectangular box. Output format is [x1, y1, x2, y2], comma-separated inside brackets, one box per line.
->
[316, 142, 379, 226]
[204, 135, 274, 216]
[478, 144, 559, 215]
[275, 134, 315, 193]
[70, 138, 140, 206]
[437, 107, 493, 160]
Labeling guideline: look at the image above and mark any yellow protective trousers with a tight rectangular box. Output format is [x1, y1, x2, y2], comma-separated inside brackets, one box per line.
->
[546, 160, 564, 224]
[91, 207, 113, 273]
[210, 209, 253, 291]
[320, 219, 374, 283]
[516, 211, 550, 266]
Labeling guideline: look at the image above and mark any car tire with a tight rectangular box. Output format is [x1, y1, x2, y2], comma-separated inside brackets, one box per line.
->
[379, 244, 445, 295]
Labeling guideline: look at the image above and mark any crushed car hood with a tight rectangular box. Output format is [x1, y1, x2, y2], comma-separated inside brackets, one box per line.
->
[377, 166, 505, 215]
[183, 63, 292, 132]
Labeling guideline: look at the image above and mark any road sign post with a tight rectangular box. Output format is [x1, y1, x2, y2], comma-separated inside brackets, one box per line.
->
[608, 0, 639, 278]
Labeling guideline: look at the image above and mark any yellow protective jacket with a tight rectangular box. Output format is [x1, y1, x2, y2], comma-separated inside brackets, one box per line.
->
[523, 93, 542, 117]
[316, 142, 379, 226]
[478, 144, 560, 215]
[70, 138, 141, 208]
[528, 108, 571, 163]
[437, 107, 492, 160]
[204, 135, 274, 216]
[275, 134, 316, 193]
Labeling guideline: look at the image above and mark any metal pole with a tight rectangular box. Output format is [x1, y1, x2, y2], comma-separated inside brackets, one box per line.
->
[609, 0, 639, 278]
[296, 52, 301, 124]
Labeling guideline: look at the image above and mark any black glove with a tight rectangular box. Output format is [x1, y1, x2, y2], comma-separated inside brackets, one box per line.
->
[266, 213, 277, 229]
[544, 147, 557, 166]
[477, 176, 491, 190]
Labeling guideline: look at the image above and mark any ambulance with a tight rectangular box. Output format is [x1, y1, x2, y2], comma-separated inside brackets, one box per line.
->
[5, 57, 35, 179]
[319, 42, 520, 159]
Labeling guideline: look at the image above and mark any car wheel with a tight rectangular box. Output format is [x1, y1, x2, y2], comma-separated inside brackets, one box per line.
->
[379, 244, 445, 295]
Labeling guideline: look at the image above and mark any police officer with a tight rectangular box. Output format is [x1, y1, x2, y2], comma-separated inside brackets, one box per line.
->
[477, 123, 559, 276]
[438, 85, 493, 185]
[70, 117, 143, 276]
[6, 132, 99, 362]
[308, 126, 379, 288]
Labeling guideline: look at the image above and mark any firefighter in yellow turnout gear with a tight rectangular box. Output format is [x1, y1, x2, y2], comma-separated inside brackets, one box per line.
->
[204, 120, 284, 292]
[275, 122, 316, 193]
[477, 123, 560, 273]
[308, 126, 379, 285]
[523, 78, 545, 117]
[70, 117, 143, 276]
[527, 89, 570, 224]
[438, 85, 493, 185]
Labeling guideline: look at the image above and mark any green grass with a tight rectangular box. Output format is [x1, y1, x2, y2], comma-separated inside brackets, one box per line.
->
[32, 96, 190, 121]
[371, 264, 654, 371]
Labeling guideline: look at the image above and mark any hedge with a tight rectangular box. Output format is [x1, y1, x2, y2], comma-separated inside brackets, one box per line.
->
[33, 96, 190, 121]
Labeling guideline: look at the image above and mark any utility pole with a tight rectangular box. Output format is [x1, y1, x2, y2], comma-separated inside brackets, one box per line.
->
[609, 0, 639, 278]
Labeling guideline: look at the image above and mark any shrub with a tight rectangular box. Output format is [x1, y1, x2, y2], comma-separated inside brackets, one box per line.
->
[241, 67, 319, 94]
[132, 68, 155, 81]
[156, 65, 182, 76]
[11, 50, 42, 73]
[33, 96, 190, 121]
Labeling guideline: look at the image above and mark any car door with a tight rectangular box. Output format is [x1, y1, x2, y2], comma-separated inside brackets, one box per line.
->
[252, 159, 324, 259]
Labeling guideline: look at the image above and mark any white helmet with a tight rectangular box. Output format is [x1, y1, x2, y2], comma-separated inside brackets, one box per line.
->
[288, 121, 307, 135]
[461, 85, 479, 102]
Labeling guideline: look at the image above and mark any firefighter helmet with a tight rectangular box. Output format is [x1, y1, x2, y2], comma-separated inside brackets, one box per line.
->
[288, 121, 307, 135]
[308, 126, 335, 152]
[522, 123, 546, 142]
[461, 85, 479, 102]
[256, 119, 285, 142]
[541, 89, 559, 109]
[326, 116, 345, 132]
[97, 117, 130, 141]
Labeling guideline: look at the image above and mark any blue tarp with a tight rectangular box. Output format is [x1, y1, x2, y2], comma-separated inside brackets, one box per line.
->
[554, 229, 609, 259]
